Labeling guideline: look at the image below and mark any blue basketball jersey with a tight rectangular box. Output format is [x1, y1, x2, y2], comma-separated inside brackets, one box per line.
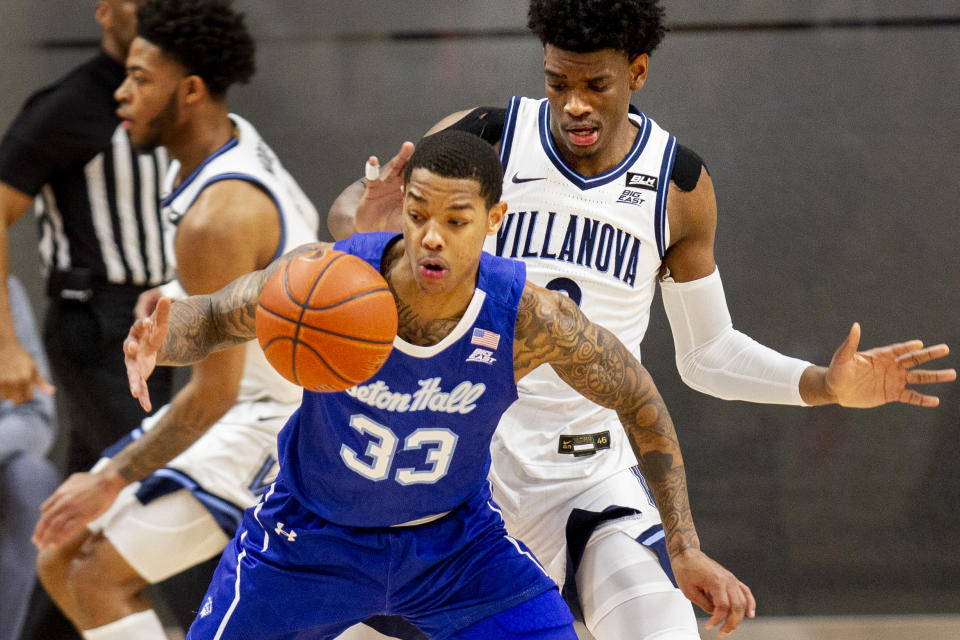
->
[275, 232, 526, 527]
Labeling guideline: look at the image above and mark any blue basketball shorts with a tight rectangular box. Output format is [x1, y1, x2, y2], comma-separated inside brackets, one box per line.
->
[185, 481, 572, 640]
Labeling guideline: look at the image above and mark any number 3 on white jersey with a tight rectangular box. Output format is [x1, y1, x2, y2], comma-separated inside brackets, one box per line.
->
[340, 414, 459, 485]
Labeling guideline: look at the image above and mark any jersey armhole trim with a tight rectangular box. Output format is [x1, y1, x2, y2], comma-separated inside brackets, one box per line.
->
[160, 136, 239, 208]
[654, 136, 677, 259]
[177, 173, 287, 263]
[498, 96, 522, 170]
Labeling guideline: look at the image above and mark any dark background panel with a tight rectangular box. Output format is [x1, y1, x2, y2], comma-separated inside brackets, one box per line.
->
[1, 1, 957, 617]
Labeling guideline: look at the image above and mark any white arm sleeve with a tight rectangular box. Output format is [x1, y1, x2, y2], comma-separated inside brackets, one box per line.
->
[660, 268, 812, 406]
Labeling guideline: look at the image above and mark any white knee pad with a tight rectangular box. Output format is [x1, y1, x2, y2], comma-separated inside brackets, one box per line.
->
[590, 591, 700, 640]
[577, 525, 698, 640]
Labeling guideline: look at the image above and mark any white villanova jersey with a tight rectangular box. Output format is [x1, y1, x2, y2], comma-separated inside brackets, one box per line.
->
[486, 96, 677, 482]
[161, 113, 319, 406]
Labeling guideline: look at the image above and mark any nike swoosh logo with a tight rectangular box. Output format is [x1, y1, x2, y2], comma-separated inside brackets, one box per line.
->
[511, 173, 546, 184]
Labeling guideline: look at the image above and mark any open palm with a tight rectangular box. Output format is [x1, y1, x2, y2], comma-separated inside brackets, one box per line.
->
[825, 323, 955, 408]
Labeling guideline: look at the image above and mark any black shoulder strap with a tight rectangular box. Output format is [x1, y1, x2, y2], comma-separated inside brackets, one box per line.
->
[444, 107, 507, 146]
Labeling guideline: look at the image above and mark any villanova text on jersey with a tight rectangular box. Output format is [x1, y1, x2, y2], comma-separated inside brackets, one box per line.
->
[493, 210, 642, 287]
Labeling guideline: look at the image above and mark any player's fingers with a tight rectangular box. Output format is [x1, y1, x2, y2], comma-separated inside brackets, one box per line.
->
[704, 590, 730, 631]
[365, 157, 380, 181]
[883, 339, 926, 358]
[897, 344, 950, 368]
[742, 582, 757, 619]
[832, 322, 860, 362]
[682, 586, 715, 615]
[905, 368, 957, 385]
[717, 586, 747, 636]
[704, 607, 727, 633]
[41, 512, 77, 549]
[836, 322, 861, 358]
[124, 351, 152, 411]
[38, 485, 66, 514]
[898, 389, 940, 407]
[150, 298, 171, 346]
[135, 380, 152, 412]
[383, 141, 415, 177]
[33, 504, 69, 548]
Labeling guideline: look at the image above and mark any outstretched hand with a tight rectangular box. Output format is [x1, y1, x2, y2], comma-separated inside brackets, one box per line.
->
[355, 141, 414, 234]
[124, 296, 171, 412]
[823, 322, 956, 408]
[671, 548, 755, 637]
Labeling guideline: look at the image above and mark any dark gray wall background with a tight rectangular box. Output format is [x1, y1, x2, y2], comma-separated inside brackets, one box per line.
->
[2, 1, 958, 617]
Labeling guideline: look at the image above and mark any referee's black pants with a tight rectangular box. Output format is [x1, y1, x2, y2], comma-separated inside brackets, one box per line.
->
[43, 282, 174, 474]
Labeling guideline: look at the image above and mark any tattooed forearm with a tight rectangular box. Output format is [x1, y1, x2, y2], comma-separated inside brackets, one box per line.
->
[157, 245, 317, 365]
[110, 381, 232, 484]
[515, 283, 700, 556]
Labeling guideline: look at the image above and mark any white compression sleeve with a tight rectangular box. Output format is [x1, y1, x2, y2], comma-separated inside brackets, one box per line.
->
[659, 268, 811, 406]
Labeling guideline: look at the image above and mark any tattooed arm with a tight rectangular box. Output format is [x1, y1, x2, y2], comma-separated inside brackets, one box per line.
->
[513, 282, 755, 633]
[32, 190, 318, 551]
[513, 282, 697, 554]
[125, 242, 329, 412]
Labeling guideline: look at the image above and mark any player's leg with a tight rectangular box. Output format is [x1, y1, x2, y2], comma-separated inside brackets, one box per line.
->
[450, 589, 577, 640]
[37, 484, 228, 639]
[576, 520, 699, 640]
[187, 483, 385, 640]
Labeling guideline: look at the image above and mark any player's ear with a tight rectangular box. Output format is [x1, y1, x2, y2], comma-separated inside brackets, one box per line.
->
[94, 1, 111, 30]
[485, 201, 507, 235]
[182, 75, 206, 105]
[629, 53, 648, 91]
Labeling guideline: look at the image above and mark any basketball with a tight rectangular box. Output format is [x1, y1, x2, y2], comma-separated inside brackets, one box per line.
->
[255, 249, 398, 392]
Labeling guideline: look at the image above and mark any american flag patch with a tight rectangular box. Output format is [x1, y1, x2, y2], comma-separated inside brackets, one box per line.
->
[471, 328, 500, 349]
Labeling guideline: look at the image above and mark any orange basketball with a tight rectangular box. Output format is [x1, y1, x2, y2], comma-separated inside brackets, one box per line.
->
[256, 249, 397, 392]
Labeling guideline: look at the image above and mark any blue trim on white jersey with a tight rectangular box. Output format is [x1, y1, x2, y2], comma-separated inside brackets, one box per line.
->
[135, 467, 246, 536]
[194, 173, 288, 262]
[538, 101, 651, 190]
[635, 523, 677, 588]
[499, 96, 522, 169]
[654, 136, 677, 259]
[160, 136, 239, 207]
[101, 426, 144, 458]
[630, 465, 656, 508]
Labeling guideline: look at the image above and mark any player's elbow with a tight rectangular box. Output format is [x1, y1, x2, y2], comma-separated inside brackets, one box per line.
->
[326, 181, 363, 241]
[674, 341, 739, 401]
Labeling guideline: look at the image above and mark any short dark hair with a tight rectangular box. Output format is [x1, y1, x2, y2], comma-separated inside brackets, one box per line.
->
[405, 131, 503, 208]
[527, 0, 666, 59]
[137, 0, 255, 96]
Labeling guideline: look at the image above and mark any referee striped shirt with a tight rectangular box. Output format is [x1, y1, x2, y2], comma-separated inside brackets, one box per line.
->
[0, 51, 173, 287]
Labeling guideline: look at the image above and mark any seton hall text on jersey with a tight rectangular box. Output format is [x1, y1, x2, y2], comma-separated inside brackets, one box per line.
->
[493, 211, 641, 287]
[344, 377, 486, 414]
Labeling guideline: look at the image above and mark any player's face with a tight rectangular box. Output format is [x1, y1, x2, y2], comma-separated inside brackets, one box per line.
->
[401, 168, 505, 296]
[115, 37, 185, 152]
[543, 45, 648, 176]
